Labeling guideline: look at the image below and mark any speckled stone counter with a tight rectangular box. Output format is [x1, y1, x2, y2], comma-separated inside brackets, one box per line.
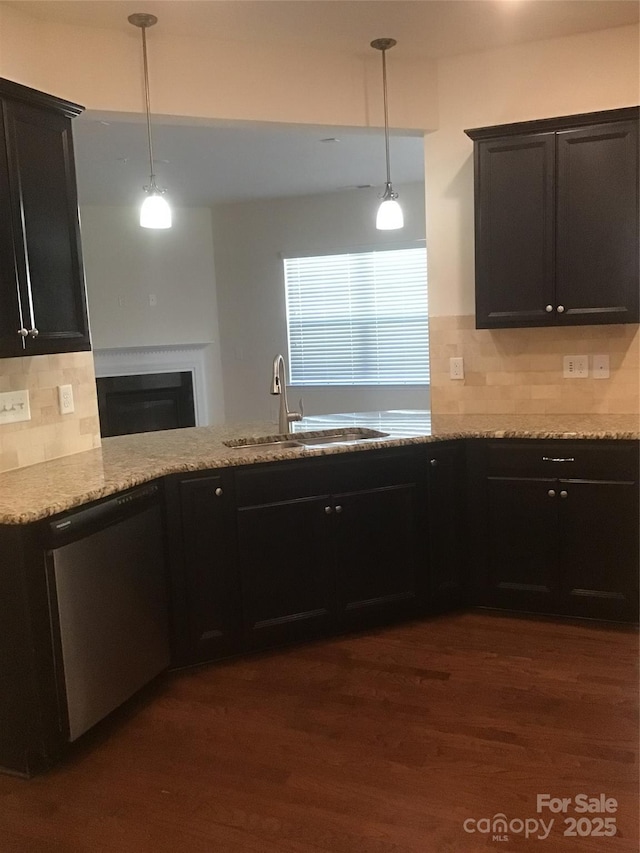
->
[0, 411, 637, 524]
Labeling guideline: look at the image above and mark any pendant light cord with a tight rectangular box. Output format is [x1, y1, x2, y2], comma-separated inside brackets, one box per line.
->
[140, 23, 156, 187]
[381, 46, 392, 186]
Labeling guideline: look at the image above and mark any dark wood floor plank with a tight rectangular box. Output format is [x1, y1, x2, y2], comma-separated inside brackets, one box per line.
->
[0, 612, 637, 852]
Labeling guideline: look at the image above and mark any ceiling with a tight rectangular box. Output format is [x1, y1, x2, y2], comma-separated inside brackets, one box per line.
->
[8, 1, 639, 61]
[73, 117, 426, 207]
[26, 0, 636, 207]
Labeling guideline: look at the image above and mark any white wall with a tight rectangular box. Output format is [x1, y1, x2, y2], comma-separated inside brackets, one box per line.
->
[425, 24, 640, 318]
[80, 205, 225, 423]
[0, 4, 438, 132]
[212, 182, 428, 423]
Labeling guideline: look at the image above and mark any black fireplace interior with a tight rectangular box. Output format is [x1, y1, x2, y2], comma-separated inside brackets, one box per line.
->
[96, 372, 196, 437]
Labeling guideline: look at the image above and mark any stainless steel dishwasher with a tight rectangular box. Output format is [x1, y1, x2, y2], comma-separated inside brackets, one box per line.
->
[44, 482, 171, 742]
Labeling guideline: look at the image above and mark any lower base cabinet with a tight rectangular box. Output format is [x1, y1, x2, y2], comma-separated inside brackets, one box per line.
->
[165, 438, 638, 668]
[235, 449, 427, 651]
[165, 470, 242, 665]
[468, 439, 639, 622]
[426, 442, 468, 612]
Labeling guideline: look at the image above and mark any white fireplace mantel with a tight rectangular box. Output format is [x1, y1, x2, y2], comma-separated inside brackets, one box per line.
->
[93, 344, 211, 426]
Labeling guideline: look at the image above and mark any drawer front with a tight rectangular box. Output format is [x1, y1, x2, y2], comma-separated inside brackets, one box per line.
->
[485, 440, 638, 481]
[235, 447, 423, 507]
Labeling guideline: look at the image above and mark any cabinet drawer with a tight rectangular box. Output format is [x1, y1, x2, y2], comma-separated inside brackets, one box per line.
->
[235, 448, 422, 507]
[485, 440, 638, 481]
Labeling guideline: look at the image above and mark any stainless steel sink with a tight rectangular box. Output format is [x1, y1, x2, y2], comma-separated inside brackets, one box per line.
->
[296, 428, 388, 447]
[223, 427, 388, 451]
[223, 436, 301, 450]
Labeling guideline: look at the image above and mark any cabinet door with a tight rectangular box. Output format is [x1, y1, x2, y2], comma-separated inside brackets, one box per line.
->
[556, 121, 639, 325]
[237, 496, 334, 649]
[483, 476, 559, 614]
[427, 444, 467, 612]
[333, 484, 422, 628]
[558, 479, 639, 622]
[474, 133, 555, 328]
[3, 100, 90, 355]
[167, 473, 242, 665]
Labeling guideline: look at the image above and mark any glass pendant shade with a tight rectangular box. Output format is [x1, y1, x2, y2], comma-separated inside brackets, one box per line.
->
[140, 190, 172, 229]
[376, 198, 404, 230]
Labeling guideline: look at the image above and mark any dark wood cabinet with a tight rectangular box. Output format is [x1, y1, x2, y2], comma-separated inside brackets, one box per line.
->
[426, 442, 468, 612]
[238, 496, 334, 649]
[165, 471, 242, 665]
[468, 440, 639, 622]
[466, 107, 639, 329]
[0, 77, 90, 358]
[235, 449, 426, 650]
[333, 483, 422, 629]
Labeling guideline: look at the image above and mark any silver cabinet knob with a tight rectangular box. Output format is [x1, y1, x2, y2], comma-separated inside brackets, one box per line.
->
[545, 305, 553, 313]
[17, 328, 28, 337]
[28, 328, 39, 338]
[324, 506, 333, 515]
[548, 489, 556, 498]
[214, 487, 223, 497]
[430, 458, 438, 467]
[556, 305, 565, 313]
[335, 505, 343, 514]
[560, 490, 568, 499]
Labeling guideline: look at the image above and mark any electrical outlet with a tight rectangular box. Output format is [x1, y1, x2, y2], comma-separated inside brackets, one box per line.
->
[449, 357, 465, 380]
[58, 384, 75, 415]
[592, 354, 610, 379]
[563, 355, 589, 379]
[149, 293, 157, 307]
[0, 389, 30, 424]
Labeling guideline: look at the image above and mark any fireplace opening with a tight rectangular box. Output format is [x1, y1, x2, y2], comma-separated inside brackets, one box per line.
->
[96, 372, 196, 437]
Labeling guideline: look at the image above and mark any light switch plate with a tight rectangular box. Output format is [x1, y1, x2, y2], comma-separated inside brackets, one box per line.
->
[0, 389, 31, 424]
[58, 384, 75, 415]
[563, 355, 589, 379]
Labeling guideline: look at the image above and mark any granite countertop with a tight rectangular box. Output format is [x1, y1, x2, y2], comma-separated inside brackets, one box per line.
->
[0, 410, 638, 525]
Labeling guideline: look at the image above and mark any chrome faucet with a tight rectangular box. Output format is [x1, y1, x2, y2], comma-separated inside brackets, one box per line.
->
[271, 354, 302, 434]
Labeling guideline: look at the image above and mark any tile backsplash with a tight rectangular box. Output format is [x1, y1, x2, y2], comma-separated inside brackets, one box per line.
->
[0, 351, 101, 473]
[430, 315, 639, 415]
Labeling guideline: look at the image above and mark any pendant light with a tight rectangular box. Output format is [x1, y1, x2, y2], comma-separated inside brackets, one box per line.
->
[128, 13, 172, 229]
[370, 38, 403, 231]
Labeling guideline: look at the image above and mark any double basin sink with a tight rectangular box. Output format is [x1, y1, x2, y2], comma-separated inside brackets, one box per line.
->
[224, 427, 389, 452]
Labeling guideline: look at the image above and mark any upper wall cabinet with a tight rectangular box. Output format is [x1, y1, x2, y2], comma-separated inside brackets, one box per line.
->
[0, 78, 90, 358]
[466, 107, 639, 329]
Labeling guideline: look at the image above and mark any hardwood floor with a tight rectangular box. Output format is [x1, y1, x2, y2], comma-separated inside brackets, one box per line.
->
[0, 612, 637, 852]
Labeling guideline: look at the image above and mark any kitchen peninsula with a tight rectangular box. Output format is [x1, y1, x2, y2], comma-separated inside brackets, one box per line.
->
[0, 410, 638, 777]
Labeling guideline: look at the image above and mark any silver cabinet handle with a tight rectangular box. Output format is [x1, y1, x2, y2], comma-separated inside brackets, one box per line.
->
[324, 506, 333, 515]
[557, 305, 565, 313]
[548, 489, 556, 498]
[18, 202, 38, 335]
[430, 458, 438, 467]
[214, 487, 223, 497]
[542, 457, 575, 463]
[335, 505, 343, 514]
[545, 305, 553, 313]
[17, 328, 28, 337]
[560, 490, 568, 499]
[28, 328, 39, 338]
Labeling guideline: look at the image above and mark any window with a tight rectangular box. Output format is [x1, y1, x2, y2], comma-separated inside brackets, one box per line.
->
[284, 245, 428, 386]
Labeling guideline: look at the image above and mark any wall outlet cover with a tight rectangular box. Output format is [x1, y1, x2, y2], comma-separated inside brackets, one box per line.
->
[592, 354, 610, 379]
[58, 384, 75, 415]
[449, 356, 465, 380]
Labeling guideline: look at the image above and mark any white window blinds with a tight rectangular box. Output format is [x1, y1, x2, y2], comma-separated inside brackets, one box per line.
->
[284, 245, 429, 386]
